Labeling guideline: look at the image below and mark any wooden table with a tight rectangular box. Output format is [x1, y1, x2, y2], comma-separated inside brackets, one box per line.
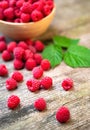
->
[0, 0, 90, 130]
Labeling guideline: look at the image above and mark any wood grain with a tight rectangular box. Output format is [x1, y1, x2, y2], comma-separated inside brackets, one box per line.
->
[0, 0, 90, 130]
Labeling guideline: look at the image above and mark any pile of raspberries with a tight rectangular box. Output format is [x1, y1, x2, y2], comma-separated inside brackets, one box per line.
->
[0, 35, 74, 124]
[0, 0, 54, 23]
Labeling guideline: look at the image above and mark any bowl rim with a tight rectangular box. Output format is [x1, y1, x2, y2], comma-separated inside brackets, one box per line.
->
[0, 6, 56, 26]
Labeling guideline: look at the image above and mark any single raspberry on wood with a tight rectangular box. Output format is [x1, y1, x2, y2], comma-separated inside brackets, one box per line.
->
[56, 106, 70, 123]
[34, 53, 43, 65]
[0, 64, 8, 76]
[41, 76, 53, 90]
[25, 58, 36, 70]
[11, 71, 23, 82]
[18, 41, 28, 50]
[2, 50, 13, 61]
[34, 98, 46, 111]
[24, 49, 34, 61]
[13, 59, 24, 70]
[61, 78, 73, 91]
[7, 41, 17, 52]
[41, 59, 51, 71]
[7, 95, 20, 109]
[26, 78, 41, 92]
[32, 66, 43, 79]
[34, 40, 44, 52]
[0, 41, 7, 52]
[6, 78, 17, 90]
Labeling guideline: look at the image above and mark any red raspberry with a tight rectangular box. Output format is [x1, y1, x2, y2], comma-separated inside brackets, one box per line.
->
[9, 0, 16, 7]
[14, 18, 21, 23]
[32, 66, 43, 79]
[31, 10, 44, 22]
[16, 0, 24, 8]
[43, 5, 51, 16]
[34, 53, 42, 65]
[35, 40, 44, 52]
[14, 47, 25, 60]
[18, 41, 28, 50]
[0, 1, 9, 9]
[7, 41, 17, 52]
[4, 7, 14, 20]
[13, 59, 24, 70]
[0, 8, 4, 20]
[41, 76, 52, 90]
[26, 79, 41, 92]
[34, 98, 46, 111]
[32, 1, 43, 11]
[11, 71, 23, 82]
[7, 95, 20, 109]
[0, 41, 7, 52]
[24, 49, 34, 61]
[0, 64, 8, 76]
[25, 58, 36, 70]
[41, 59, 51, 71]
[0, 36, 5, 41]
[6, 78, 17, 90]
[2, 50, 13, 61]
[56, 106, 70, 123]
[46, 0, 54, 10]
[25, 39, 34, 46]
[29, 45, 36, 53]
[20, 2, 32, 13]
[61, 78, 73, 91]
[21, 13, 31, 23]
[14, 9, 21, 18]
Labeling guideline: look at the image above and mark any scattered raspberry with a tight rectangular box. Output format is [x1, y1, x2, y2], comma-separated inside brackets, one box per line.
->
[14, 47, 25, 60]
[29, 45, 36, 53]
[6, 78, 17, 90]
[21, 13, 31, 23]
[41, 76, 52, 90]
[56, 106, 70, 123]
[7, 41, 17, 52]
[25, 58, 36, 70]
[34, 98, 46, 111]
[25, 39, 34, 46]
[24, 49, 34, 61]
[13, 59, 24, 70]
[34, 53, 42, 65]
[26, 78, 40, 92]
[31, 10, 44, 22]
[11, 71, 23, 82]
[61, 78, 73, 91]
[18, 41, 28, 50]
[35, 40, 44, 52]
[2, 50, 13, 61]
[0, 36, 5, 41]
[0, 64, 8, 76]
[32, 66, 43, 79]
[41, 59, 51, 71]
[0, 41, 7, 52]
[3, 7, 14, 20]
[7, 95, 20, 109]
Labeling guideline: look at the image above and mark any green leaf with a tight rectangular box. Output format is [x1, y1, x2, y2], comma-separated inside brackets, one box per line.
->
[64, 44, 90, 67]
[42, 44, 63, 67]
[53, 35, 80, 48]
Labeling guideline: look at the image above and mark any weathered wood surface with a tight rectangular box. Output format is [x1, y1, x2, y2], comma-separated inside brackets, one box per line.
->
[0, 0, 90, 130]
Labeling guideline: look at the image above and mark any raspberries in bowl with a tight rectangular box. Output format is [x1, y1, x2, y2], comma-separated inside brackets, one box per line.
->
[0, 0, 55, 40]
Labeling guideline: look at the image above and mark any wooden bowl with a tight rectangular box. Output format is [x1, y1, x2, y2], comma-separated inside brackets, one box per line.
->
[0, 7, 55, 40]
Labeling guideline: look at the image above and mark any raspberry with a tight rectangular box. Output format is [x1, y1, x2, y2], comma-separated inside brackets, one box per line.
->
[31, 10, 44, 22]
[2, 50, 13, 61]
[24, 49, 34, 61]
[14, 18, 21, 23]
[14, 9, 21, 18]
[0, 36, 5, 41]
[7, 95, 20, 109]
[4, 7, 14, 20]
[0, 64, 8, 76]
[25, 58, 36, 70]
[32, 66, 43, 79]
[16, 0, 24, 8]
[20, 2, 32, 13]
[14, 47, 25, 60]
[0, 1, 9, 9]
[6, 78, 17, 90]
[46, 0, 54, 10]
[13, 59, 24, 70]
[11, 71, 23, 82]
[0, 8, 4, 20]
[29, 45, 36, 53]
[21, 13, 31, 23]
[25, 39, 34, 46]
[26, 79, 40, 92]
[43, 5, 51, 16]
[35, 40, 44, 52]
[34, 98, 46, 111]
[34, 53, 42, 65]
[41, 76, 52, 90]
[32, 1, 43, 11]
[61, 78, 73, 91]
[41, 59, 51, 71]
[18, 41, 28, 50]
[9, 0, 16, 7]
[0, 41, 7, 52]
[7, 41, 17, 52]
[56, 106, 70, 123]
